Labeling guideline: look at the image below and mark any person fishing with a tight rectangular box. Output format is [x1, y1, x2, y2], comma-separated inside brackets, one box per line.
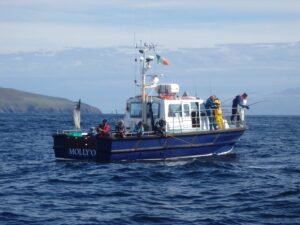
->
[97, 119, 110, 136]
[154, 118, 166, 136]
[205, 95, 218, 130]
[231, 93, 250, 126]
[115, 120, 126, 138]
[134, 121, 144, 137]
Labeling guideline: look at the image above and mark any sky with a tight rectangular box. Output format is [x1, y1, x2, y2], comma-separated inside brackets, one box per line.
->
[0, 0, 300, 114]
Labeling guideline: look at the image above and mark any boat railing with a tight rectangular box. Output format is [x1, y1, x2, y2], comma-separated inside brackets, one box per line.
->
[123, 131, 155, 137]
[56, 106, 246, 138]
[59, 130, 88, 136]
[168, 107, 247, 134]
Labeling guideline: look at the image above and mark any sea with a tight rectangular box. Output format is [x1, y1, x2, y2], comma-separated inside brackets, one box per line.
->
[0, 113, 299, 225]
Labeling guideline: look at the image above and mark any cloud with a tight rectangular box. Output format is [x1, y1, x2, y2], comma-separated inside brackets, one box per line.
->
[0, 22, 133, 53]
[1, 1, 300, 53]
[3, 0, 300, 11]
[1, 42, 300, 114]
[1, 20, 300, 54]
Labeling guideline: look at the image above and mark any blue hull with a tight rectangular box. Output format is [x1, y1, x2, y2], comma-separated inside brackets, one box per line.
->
[53, 128, 245, 162]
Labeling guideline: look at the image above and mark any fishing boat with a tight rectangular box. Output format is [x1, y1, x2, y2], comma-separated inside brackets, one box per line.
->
[52, 43, 246, 162]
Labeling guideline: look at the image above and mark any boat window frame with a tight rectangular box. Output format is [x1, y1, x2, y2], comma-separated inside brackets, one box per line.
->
[148, 102, 160, 119]
[191, 102, 199, 112]
[183, 103, 190, 117]
[130, 102, 142, 118]
[191, 101, 201, 127]
[168, 103, 182, 117]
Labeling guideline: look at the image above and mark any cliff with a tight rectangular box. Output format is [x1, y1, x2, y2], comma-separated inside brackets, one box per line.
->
[0, 87, 101, 114]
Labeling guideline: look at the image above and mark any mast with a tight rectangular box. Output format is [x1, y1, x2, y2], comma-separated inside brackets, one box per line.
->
[138, 42, 156, 125]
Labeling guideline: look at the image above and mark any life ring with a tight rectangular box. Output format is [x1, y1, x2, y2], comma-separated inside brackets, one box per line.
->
[160, 94, 173, 100]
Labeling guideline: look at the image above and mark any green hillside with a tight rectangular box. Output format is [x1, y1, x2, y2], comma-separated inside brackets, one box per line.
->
[0, 87, 101, 113]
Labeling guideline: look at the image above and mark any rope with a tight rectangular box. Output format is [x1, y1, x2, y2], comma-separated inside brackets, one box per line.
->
[165, 133, 194, 146]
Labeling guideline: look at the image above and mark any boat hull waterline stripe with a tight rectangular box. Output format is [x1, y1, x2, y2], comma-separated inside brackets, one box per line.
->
[110, 141, 235, 153]
[55, 148, 233, 162]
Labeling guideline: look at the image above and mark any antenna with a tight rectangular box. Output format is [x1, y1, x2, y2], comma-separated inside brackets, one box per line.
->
[136, 42, 157, 124]
[194, 78, 198, 97]
[209, 79, 213, 95]
[133, 33, 138, 95]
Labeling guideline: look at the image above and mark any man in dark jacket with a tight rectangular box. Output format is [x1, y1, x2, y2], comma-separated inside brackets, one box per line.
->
[231, 93, 249, 126]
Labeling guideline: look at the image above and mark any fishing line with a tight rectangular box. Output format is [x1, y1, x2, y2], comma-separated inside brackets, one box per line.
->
[248, 100, 270, 107]
[166, 134, 194, 146]
[222, 97, 234, 105]
[246, 108, 255, 115]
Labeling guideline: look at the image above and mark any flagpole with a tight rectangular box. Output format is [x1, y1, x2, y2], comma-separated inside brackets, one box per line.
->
[141, 45, 147, 125]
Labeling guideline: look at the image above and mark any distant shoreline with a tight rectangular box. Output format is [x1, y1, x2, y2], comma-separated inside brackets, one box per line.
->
[0, 87, 101, 114]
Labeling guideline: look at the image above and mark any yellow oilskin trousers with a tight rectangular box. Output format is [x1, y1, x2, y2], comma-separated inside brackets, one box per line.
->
[214, 99, 224, 129]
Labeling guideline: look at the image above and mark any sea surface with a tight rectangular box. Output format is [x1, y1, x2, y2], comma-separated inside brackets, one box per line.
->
[0, 114, 299, 225]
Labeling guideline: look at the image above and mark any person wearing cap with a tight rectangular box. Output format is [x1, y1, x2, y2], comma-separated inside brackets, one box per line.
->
[115, 120, 126, 138]
[97, 119, 110, 136]
[231, 93, 250, 126]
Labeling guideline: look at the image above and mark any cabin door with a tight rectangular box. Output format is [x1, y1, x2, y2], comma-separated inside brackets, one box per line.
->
[191, 102, 200, 127]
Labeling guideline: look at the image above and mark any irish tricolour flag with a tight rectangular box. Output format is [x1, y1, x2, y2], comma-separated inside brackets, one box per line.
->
[156, 54, 170, 65]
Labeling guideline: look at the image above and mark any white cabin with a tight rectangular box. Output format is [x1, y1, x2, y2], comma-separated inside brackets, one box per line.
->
[124, 84, 210, 133]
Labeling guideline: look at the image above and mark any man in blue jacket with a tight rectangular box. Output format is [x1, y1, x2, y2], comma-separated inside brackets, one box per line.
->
[205, 95, 218, 130]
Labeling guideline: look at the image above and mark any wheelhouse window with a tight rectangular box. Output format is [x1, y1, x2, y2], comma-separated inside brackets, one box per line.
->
[147, 102, 160, 119]
[191, 102, 200, 127]
[130, 102, 141, 118]
[168, 104, 182, 117]
[191, 102, 199, 111]
[183, 104, 190, 117]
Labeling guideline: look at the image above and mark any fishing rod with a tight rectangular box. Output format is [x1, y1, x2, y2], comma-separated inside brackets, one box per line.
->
[222, 91, 256, 104]
[223, 99, 268, 108]
[222, 97, 233, 104]
[248, 100, 269, 107]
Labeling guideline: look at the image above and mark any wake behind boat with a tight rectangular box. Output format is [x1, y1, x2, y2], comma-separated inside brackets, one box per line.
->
[52, 43, 246, 162]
